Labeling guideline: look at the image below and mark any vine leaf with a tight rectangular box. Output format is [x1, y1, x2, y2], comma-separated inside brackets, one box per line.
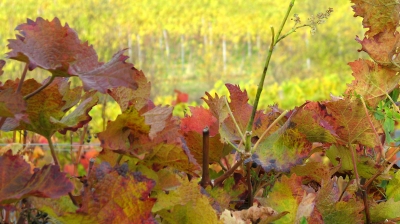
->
[316, 177, 364, 223]
[98, 106, 150, 158]
[0, 88, 26, 118]
[356, 31, 400, 69]
[0, 151, 73, 205]
[386, 170, 400, 202]
[53, 91, 98, 134]
[324, 98, 381, 147]
[369, 198, 400, 223]
[203, 84, 269, 144]
[99, 105, 200, 174]
[346, 59, 400, 107]
[291, 102, 336, 143]
[7, 17, 136, 93]
[181, 106, 218, 136]
[74, 162, 157, 223]
[0, 78, 64, 136]
[108, 69, 151, 112]
[262, 174, 305, 223]
[253, 111, 312, 172]
[183, 131, 231, 164]
[153, 177, 220, 223]
[351, 0, 400, 37]
[0, 78, 97, 138]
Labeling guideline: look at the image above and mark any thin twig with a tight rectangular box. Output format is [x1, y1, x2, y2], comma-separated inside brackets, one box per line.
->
[246, 162, 253, 207]
[384, 157, 400, 174]
[75, 125, 88, 173]
[361, 189, 370, 224]
[224, 97, 246, 143]
[47, 136, 59, 166]
[253, 110, 288, 152]
[360, 97, 384, 163]
[349, 143, 360, 188]
[24, 75, 55, 100]
[16, 63, 29, 93]
[213, 158, 244, 186]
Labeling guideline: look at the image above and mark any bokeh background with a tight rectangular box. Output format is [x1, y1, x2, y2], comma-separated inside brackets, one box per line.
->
[0, 0, 366, 109]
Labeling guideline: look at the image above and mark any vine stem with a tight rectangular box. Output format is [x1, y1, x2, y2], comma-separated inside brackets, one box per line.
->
[212, 158, 244, 186]
[200, 127, 211, 188]
[359, 97, 384, 163]
[24, 75, 56, 100]
[224, 97, 246, 144]
[75, 125, 88, 173]
[349, 143, 360, 188]
[47, 136, 59, 166]
[16, 63, 29, 93]
[252, 110, 288, 152]
[245, 0, 295, 153]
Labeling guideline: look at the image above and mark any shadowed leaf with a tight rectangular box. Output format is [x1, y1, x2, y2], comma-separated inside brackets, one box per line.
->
[0, 151, 73, 205]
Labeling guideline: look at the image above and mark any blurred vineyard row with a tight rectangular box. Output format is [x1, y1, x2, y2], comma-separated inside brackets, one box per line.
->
[0, 0, 365, 100]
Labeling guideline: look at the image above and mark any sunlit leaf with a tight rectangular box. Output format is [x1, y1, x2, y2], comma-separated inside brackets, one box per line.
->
[108, 70, 151, 111]
[264, 174, 304, 223]
[351, 0, 400, 37]
[346, 59, 400, 107]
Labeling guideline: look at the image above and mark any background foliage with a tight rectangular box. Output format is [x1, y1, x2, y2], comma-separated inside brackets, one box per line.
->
[0, 0, 364, 104]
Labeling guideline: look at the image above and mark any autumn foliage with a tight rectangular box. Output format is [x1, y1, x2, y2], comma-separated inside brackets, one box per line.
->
[1, 0, 400, 223]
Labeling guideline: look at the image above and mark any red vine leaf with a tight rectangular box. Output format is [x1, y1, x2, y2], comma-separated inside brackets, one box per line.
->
[351, 0, 400, 37]
[76, 162, 157, 223]
[173, 89, 189, 105]
[180, 106, 218, 136]
[0, 151, 73, 205]
[7, 17, 136, 93]
[108, 69, 151, 111]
